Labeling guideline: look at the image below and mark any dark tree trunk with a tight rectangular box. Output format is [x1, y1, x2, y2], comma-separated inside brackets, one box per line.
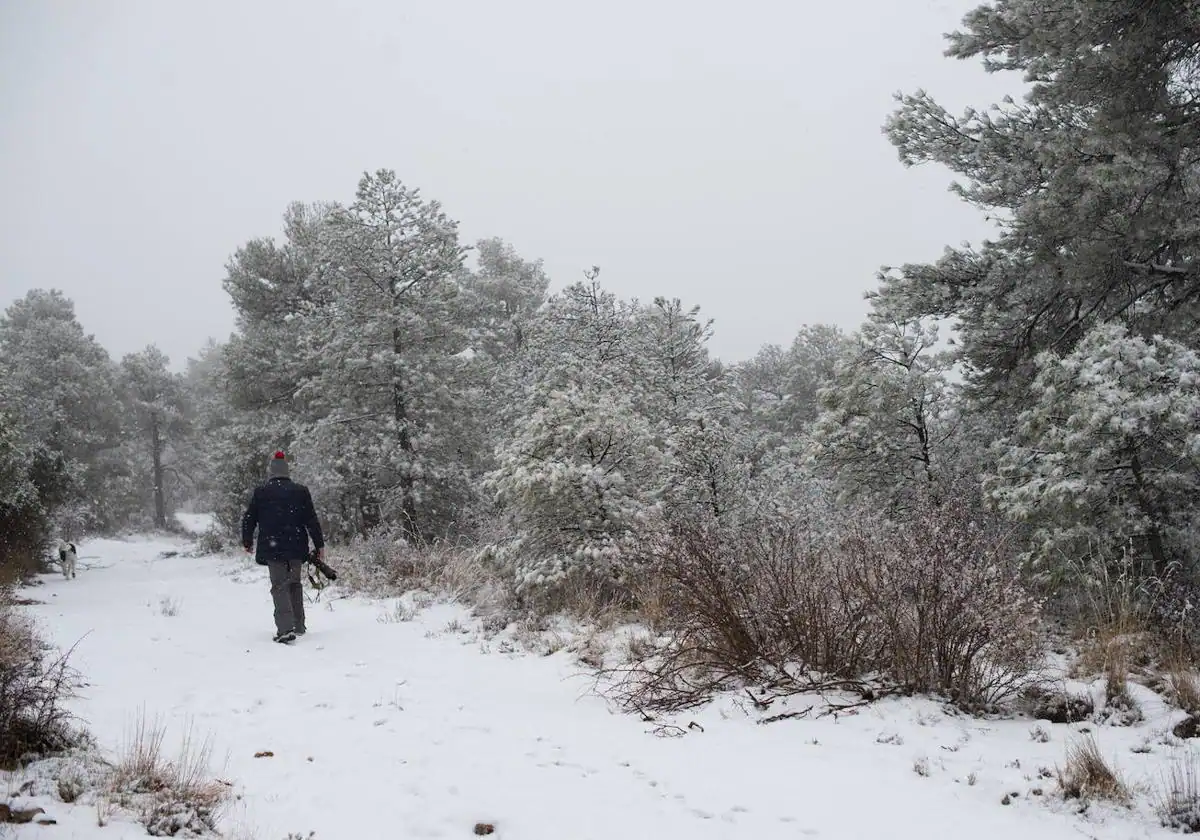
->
[151, 414, 166, 529]
[392, 324, 420, 542]
[1129, 449, 1168, 576]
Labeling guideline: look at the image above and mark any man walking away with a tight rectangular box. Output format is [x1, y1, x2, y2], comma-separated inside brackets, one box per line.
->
[241, 450, 326, 643]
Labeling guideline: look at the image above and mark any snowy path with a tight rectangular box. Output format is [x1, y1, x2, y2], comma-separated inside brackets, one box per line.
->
[14, 534, 1170, 839]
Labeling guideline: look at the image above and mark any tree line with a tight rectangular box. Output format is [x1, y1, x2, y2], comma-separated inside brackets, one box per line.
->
[4, 0, 1199, 647]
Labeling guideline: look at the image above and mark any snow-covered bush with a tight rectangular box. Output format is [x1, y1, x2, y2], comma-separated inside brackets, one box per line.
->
[1023, 686, 1095, 724]
[327, 526, 512, 616]
[486, 380, 660, 607]
[193, 525, 226, 557]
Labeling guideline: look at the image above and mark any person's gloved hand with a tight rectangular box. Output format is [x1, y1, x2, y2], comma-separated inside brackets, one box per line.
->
[243, 543, 252, 554]
[313, 547, 324, 562]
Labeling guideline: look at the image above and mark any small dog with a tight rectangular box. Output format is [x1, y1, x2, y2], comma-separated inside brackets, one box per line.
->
[58, 542, 77, 579]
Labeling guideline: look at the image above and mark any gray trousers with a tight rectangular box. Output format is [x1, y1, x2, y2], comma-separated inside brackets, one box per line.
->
[268, 558, 305, 634]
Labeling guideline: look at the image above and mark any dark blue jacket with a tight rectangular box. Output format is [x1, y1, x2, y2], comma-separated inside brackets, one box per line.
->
[241, 477, 325, 564]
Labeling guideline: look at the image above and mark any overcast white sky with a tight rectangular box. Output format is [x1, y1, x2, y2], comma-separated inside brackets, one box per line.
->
[0, 0, 1019, 368]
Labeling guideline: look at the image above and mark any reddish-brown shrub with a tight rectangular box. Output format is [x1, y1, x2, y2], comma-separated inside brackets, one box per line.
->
[610, 499, 1043, 712]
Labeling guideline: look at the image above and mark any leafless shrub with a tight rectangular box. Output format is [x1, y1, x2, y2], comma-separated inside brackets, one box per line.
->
[604, 512, 884, 712]
[0, 602, 82, 767]
[623, 632, 658, 664]
[330, 531, 519, 621]
[836, 501, 1044, 707]
[1058, 734, 1130, 805]
[96, 793, 116, 826]
[111, 707, 168, 794]
[628, 569, 673, 634]
[1065, 545, 1168, 683]
[607, 499, 1043, 713]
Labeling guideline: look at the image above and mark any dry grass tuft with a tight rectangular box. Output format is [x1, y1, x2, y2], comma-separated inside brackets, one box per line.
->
[110, 707, 168, 793]
[1169, 668, 1200, 716]
[1057, 734, 1130, 805]
[1156, 755, 1200, 832]
[108, 707, 231, 835]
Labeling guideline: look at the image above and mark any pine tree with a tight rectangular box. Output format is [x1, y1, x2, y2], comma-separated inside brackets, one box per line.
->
[878, 1, 1200, 401]
[0, 290, 127, 532]
[120, 346, 189, 528]
[305, 170, 470, 541]
[877, 0, 1200, 579]
[988, 322, 1200, 576]
[808, 317, 955, 513]
[214, 203, 332, 531]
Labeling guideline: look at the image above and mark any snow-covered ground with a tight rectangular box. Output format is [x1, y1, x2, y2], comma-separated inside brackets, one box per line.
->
[4, 522, 1190, 839]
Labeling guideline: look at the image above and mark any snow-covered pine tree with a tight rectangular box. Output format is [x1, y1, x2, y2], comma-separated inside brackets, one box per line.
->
[179, 338, 227, 516]
[450, 237, 552, 492]
[0, 290, 130, 533]
[734, 324, 855, 439]
[486, 274, 661, 594]
[730, 324, 858, 514]
[460, 237, 550, 361]
[0, 374, 62, 573]
[628, 296, 752, 527]
[488, 379, 659, 595]
[879, 2, 1200, 398]
[213, 203, 333, 532]
[808, 316, 956, 514]
[877, 0, 1200, 582]
[119, 345, 189, 529]
[303, 170, 472, 542]
[989, 323, 1200, 577]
